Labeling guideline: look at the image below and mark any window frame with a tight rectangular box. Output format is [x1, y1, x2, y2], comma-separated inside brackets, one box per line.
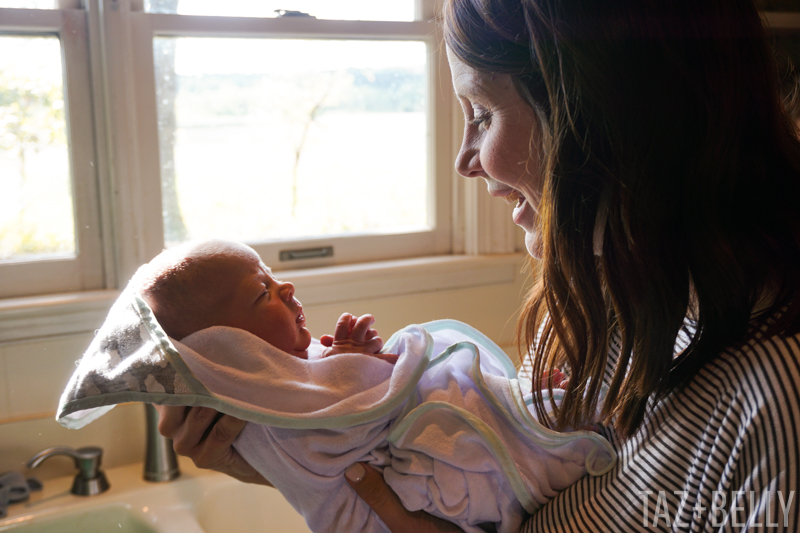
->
[0, 6, 105, 298]
[118, 4, 455, 274]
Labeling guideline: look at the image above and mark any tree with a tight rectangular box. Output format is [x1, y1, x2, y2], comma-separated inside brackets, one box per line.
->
[0, 69, 68, 258]
[0, 71, 65, 183]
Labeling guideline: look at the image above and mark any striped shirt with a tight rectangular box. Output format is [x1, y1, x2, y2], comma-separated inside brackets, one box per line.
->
[521, 316, 800, 532]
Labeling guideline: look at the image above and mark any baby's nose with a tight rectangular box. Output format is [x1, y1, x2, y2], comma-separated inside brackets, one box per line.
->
[278, 281, 295, 301]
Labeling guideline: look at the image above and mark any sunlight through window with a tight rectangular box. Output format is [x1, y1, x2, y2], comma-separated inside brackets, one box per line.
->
[0, 35, 74, 261]
[154, 38, 429, 248]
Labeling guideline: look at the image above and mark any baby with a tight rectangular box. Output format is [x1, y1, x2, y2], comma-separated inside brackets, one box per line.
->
[135, 239, 388, 361]
[124, 239, 613, 533]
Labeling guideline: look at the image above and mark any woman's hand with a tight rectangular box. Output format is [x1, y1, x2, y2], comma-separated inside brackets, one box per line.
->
[155, 405, 272, 486]
[345, 463, 463, 532]
[320, 313, 399, 364]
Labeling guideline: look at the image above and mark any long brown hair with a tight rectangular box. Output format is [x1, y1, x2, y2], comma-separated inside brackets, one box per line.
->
[444, 0, 800, 438]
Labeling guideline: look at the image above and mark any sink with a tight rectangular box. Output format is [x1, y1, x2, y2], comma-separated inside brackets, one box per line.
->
[0, 504, 158, 532]
[0, 462, 311, 532]
[194, 482, 309, 533]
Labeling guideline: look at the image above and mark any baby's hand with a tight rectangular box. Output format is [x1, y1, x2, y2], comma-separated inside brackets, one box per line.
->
[320, 313, 396, 363]
[539, 368, 569, 391]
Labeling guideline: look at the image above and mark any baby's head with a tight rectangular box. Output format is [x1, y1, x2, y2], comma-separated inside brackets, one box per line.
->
[135, 240, 312, 358]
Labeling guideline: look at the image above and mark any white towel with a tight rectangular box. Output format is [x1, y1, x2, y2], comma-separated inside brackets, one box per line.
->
[56, 284, 616, 533]
[178, 322, 616, 533]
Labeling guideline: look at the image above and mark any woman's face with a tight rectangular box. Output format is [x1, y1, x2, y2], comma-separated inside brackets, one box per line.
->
[447, 48, 544, 258]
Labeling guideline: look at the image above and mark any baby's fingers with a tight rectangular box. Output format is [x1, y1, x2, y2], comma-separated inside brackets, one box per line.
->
[365, 334, 384, 353]
[351, 315, 376, 342]
[333, 313, 355, 341]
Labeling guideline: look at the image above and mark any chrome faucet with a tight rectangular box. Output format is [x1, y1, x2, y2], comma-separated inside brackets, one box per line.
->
[27, 446, 110, 496]
[144, 404, 180, 482]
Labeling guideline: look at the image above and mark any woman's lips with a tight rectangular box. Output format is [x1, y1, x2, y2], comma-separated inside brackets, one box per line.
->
[491, 187, 533, 229]
[512, 194, 533, 228]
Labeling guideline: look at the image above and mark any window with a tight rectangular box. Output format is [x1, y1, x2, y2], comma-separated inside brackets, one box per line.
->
[1, 0, 520, 300]
[152, 38, 431, 256]
[119, 0, 453, 276]
[0, 35, 72, 259]
[0, 3, 103, 298]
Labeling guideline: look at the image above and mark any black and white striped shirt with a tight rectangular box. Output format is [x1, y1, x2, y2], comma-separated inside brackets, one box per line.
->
[522, 317, 800, 532]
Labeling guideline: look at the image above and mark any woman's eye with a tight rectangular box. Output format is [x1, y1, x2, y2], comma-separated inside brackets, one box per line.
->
[469, 112, 491, 129]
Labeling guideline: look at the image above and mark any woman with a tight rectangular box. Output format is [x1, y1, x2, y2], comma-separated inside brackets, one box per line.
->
[159, 0, 800, 530]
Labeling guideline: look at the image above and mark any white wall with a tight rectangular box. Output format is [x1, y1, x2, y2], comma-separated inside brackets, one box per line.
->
[0, 256, 533, 481]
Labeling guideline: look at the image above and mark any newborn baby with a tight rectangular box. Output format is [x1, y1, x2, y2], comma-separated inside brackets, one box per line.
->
[135, 239, 388, 362]
[130, 240, 614, 533]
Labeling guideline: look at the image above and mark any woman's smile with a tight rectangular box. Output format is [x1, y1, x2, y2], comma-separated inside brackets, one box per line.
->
[511, 193, 532, 227]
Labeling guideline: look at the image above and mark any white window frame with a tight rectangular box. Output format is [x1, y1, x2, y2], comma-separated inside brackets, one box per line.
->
[0, 4, 105, 298]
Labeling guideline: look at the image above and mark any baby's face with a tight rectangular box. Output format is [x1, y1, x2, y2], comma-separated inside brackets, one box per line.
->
[206, 249, 312, 359]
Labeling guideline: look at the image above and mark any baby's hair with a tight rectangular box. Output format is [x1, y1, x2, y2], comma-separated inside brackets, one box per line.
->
[133, 241, 243, 340]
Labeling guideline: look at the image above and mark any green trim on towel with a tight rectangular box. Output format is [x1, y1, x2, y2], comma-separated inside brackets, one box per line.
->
[421, 319, 519, 376]
[506, 378, 617, 476]
[387, 399, 540, 513]
[420, 320, 616, 476]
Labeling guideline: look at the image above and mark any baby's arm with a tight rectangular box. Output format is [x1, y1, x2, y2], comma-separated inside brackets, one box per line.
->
[319, 313, 386, 357]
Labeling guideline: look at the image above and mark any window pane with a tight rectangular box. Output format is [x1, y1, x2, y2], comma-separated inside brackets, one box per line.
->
[0, 0, 56, 8]
[154, 38, 428, 248]
[0, 35, 74, 261]
[145, 0, 414, 21]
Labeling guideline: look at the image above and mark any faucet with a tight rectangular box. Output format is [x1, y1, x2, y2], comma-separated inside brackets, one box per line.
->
[26, 446, 110, 496]
[144, 404, 180, 482]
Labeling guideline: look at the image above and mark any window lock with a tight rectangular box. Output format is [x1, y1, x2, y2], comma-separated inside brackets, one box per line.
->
[279, 246, 333, 262]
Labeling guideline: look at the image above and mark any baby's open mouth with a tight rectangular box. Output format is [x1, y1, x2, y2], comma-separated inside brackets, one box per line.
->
[296, 312, 305, 326]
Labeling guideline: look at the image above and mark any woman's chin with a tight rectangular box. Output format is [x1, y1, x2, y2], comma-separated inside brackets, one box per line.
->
[525, 231, 542, 259]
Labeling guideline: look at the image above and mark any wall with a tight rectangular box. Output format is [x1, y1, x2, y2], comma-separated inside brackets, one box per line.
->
[0, 255, 533, 481]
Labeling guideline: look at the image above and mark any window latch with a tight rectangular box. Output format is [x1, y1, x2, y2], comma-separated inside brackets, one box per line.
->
[274, 9, 316, 18]
[280, 246, 333, 262]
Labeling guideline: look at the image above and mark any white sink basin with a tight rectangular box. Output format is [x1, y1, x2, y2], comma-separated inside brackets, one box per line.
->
[0, 462, 311, 532]
[0, 504, 158, 533]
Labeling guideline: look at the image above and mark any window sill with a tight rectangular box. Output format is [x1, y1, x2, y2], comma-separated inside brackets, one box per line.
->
[0, 253, 528, 344]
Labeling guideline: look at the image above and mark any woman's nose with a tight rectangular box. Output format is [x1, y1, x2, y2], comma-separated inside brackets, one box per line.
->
[454, 135, 482, 178]
[278, 281, 295, 301]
